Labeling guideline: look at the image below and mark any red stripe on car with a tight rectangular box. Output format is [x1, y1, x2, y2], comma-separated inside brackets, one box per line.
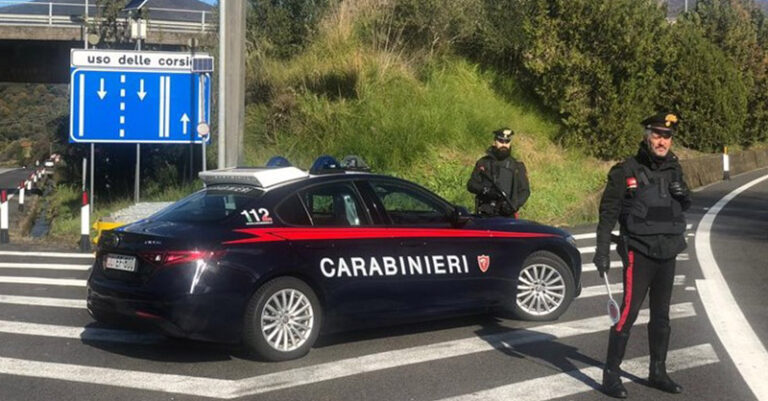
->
[223, 227, 558, 245]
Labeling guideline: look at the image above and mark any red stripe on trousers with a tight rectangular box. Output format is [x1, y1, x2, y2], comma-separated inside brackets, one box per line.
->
[615, 250, 634, 332]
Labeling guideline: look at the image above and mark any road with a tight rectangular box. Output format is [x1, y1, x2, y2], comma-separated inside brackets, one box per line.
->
[0, 168, 766, 401]
[0, 168, 33, 193]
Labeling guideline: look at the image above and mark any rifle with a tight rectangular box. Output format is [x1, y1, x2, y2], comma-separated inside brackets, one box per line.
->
[478, 167, 517, 213]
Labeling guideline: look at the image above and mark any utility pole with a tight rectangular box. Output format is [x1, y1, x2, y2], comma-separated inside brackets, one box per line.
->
[217, 0, 246, 169]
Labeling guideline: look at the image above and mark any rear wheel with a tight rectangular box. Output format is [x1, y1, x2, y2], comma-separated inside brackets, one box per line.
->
[508, 251, 575, 321]
[242, 277, 322, 361]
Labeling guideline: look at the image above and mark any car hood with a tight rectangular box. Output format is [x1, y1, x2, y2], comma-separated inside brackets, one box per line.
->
[466, 217, 569, 238]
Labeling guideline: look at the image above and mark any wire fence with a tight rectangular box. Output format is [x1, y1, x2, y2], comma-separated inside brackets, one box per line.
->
[0, 1, 213, 33]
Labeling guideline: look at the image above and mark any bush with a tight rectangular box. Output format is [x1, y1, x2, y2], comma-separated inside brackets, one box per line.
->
[662, 21, 748, 151]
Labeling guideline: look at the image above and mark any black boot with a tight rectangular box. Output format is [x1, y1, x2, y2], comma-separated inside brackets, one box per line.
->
[648, 326, 683, 394]
[603, 331, 629, 398]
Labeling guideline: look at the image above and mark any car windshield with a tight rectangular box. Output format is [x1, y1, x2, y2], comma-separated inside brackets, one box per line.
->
[150, 185, 264, 223]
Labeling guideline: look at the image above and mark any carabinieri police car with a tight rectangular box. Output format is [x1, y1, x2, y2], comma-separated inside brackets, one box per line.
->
[87, 156, 582, 361]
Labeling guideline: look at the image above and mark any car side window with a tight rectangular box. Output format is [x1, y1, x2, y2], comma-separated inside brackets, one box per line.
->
[301, 183, 366, 227]
[371, 182, 449, 225]
[276, 194, 312, 226]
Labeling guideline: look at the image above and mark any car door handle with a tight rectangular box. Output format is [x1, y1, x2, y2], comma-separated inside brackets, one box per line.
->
[400, 240, 426, 247]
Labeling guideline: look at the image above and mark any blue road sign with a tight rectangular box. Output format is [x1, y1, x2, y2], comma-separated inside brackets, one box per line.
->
[69, 50, 211, 144]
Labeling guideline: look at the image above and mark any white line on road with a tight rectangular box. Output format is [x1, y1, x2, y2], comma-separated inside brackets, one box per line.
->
[0, 251, 94, 259]
[0, 295, 85, 309]
[572, 224, 693, 241]
[0, 320, 164, 344]
[229, 303, 695, 398]
[581, 260, 623, 272]
[0, 276, 86, 287]
[0, 262, 90, 271]
[578, 244, 615, 255]
[695, 173, 768, 401]
[579, 275, 685, 298]
[434, 344, 719, 401]
[0, 303, 696, 399]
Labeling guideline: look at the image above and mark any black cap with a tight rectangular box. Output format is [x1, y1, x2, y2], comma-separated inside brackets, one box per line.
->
[642, 112, 679, 136]
[493, 128, 514, 141]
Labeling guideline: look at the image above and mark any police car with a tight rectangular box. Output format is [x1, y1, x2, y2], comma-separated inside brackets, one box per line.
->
[87, 156, 582, 361]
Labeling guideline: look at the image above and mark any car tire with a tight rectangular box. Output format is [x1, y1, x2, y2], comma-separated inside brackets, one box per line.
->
[242, 277, 322, 361]
[507, 251, 575, 321]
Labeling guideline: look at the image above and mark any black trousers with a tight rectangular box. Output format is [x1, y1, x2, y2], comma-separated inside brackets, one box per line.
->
[612, 249, 676, 334]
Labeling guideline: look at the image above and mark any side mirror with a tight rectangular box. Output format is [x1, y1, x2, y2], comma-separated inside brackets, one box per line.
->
[449, 205, 471, 227]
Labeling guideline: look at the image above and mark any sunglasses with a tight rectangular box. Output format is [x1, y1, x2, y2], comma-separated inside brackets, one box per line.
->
[495, 138, 511, 144]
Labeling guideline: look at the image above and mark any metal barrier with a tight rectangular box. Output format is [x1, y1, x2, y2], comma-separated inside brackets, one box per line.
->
[0, 1, 213, 33]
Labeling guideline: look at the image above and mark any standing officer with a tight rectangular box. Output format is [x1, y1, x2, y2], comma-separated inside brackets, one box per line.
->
[594, 113, 690, 398]
[466, 128, 530, 217]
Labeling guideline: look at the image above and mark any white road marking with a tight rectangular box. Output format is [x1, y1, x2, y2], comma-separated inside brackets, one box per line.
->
[0, 320, 164, 344]
[0, 262, 90, 271]
[579, 275, 685, 298]
[0, 356, 229, 399]
[572, 224, 693, 241]
[0, 295, 85, 309]
[435, 344, 719, 401]
[0, 304, 696, 399]
[581, 260, 623, 272]
[677, 253, 689, 261]
[578, 244, 616, 255]
[0, 251, 94, 259]
[695, 173, 768, 401]
[0, 276, 86, 287]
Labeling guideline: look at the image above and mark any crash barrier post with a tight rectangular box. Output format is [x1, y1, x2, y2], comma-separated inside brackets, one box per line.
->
[1, 190, 8, 244]
[18, 181, 24, 212]
[25, 177, 31, 191]
[32, 172, 37, 185]
[723, 146, 730, 181]
[80, 191, 91, 252]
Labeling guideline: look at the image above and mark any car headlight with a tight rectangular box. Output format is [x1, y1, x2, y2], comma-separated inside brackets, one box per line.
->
[565, 235, 577, 248]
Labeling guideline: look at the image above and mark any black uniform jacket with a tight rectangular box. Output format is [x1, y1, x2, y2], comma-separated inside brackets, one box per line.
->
[595, 141, 691, 260]
[467, 147, 530, 214]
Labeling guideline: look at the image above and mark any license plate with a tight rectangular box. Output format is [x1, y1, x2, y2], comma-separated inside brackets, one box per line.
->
[105, 254, 137, 272]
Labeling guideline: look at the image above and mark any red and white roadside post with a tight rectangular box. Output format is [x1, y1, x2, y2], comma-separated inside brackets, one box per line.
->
[25, 177, 32, 191]
[723, 146, 730, 181]
[32, 172, 38, 186]
[18, 181, 25, 212]
[80, 190, 91, 252]
[1, 190, 8, 244]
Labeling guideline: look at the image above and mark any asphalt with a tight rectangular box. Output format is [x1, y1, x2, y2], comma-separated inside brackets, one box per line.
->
[0, 168, 765, 401]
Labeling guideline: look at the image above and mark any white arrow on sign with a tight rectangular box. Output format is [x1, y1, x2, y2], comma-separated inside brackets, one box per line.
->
[137, 79, 147, 101]
[97, 78, 107, 100]
[181, 113, 190, 134]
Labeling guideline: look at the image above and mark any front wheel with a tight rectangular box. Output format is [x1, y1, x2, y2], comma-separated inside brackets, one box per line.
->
[242, 277, 322, 361]
[507, 251, 575, 321]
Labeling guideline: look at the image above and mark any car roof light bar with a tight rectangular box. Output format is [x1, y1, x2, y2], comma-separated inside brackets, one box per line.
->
[199, 167, 308, 188]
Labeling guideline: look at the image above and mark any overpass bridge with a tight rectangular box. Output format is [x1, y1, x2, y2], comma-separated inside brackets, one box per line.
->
[0, 0, 215, 83]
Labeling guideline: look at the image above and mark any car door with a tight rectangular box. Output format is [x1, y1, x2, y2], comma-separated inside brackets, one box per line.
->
[278, 180, 406, 327]
[360, 179, 499, 313]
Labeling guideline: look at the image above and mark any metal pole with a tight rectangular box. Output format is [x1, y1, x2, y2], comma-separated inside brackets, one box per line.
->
[135, 144, 140, 203]
[90, 143, 94, 213]
[82, 157, 87, 192]
[200, 73, 206, 171]
[218, 0, 226, 169]
[684, 0, 688, 13]
[84, 0, 88, 49]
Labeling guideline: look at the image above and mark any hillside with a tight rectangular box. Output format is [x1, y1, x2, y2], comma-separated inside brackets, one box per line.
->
[242, 3, 611, 225]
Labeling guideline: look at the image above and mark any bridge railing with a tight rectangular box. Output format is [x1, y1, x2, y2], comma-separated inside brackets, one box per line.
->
[0, 1, 213, 33]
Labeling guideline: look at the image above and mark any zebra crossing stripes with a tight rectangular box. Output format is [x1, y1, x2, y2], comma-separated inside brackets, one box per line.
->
[0, 262, 91, 271]
[435, 344, 719, 401]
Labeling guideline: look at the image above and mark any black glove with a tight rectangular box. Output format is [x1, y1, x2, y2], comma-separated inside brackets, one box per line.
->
[669, 181, 689, 200]
[593, 253, 610, 278]
[500, 202, 515, 217]
[481, 186, 502, 200]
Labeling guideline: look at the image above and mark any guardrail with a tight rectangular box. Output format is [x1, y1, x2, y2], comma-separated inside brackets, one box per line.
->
[0, 1, 213, 33]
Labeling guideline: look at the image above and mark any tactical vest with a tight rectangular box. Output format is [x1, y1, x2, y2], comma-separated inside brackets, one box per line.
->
[493, 158, 517, 206]
[621, 158, 686, 236]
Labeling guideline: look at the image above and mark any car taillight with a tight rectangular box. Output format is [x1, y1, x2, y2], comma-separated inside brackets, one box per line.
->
[139, 250, 225, 267]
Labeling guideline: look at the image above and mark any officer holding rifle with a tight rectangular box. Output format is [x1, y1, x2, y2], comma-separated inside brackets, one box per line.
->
[466, 128, 530, 217]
